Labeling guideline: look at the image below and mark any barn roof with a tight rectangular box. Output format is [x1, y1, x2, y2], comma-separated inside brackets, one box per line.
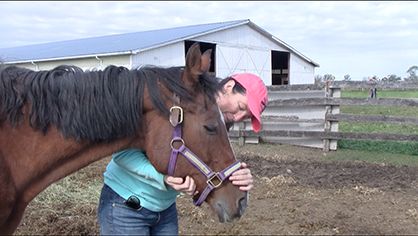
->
[0, 19, 319, 67]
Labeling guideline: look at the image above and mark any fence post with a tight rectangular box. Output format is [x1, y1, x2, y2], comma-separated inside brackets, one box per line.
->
[369, 88, 378, 98]
[238, 122, 245, 147]
[323, 86, 332, 152]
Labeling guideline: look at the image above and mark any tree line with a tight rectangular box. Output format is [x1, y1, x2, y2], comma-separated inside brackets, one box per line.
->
[315, 65, 418, 85]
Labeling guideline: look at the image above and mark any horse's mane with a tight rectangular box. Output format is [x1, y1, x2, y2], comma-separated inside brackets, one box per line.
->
[0, 65, 220, 142]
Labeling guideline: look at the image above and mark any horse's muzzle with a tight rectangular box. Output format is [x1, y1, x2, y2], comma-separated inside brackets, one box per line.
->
[215, 193, 248, 223]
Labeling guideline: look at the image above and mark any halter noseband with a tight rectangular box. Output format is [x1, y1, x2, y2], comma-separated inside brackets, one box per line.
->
[168, 94, 242, 206]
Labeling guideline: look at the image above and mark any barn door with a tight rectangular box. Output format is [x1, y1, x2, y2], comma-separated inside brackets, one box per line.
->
[216, 45, 271, 86]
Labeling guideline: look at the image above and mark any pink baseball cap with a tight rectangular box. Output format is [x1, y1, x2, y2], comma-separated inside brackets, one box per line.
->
[231, 73, 268, 132]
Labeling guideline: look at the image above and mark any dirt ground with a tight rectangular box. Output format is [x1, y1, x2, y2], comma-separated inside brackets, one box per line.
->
[14, 143, 418, 235]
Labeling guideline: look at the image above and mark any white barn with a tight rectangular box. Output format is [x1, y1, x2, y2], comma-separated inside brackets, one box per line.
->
[0, 19, 319, 86]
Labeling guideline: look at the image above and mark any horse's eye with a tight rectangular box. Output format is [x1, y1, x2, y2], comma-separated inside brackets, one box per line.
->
[204, 125, 218, 134]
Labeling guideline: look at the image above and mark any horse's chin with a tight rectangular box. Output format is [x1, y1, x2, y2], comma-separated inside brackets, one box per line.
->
[209, 195, 248, 223]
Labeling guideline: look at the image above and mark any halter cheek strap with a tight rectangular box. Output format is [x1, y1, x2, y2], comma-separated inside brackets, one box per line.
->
[168, 124, 242, 206]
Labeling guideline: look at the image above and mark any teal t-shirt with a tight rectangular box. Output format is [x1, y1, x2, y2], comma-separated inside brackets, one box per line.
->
[103, 149, 179, 212]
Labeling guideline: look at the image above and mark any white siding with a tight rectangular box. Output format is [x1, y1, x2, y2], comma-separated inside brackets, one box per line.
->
[289, 54, 315, 84]
[10, 55, 131, 71]
[195, 25, 288, 50]
[216, 45, 272, 85]
[131, 42, 185, 68]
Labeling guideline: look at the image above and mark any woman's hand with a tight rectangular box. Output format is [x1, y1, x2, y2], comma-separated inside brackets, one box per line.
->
[229, 162, 253, 191]
[164, 175, 198, 196]
[164, 162, 253, 194]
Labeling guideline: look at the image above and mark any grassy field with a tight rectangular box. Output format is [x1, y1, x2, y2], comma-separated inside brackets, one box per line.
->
[337, 89, 418, 160]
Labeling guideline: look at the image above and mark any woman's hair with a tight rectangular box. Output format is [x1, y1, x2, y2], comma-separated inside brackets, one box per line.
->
[218, 77, 246, 95]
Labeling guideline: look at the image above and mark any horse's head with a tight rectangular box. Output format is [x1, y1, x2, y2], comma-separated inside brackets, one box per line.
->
[143, 43, 247, 222]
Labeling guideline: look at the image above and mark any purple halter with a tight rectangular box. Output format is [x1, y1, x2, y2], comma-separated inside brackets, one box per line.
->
[167, 96, 242, 206]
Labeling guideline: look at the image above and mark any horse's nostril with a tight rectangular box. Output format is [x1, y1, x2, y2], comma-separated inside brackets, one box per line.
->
[239, 196, 247, 213]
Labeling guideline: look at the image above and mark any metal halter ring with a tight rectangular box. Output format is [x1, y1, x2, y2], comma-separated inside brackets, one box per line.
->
[170, 138, 185, 149]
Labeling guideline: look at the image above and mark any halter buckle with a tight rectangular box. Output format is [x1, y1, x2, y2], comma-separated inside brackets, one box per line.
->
[169, 106, 183, 126]
[206, 172, 223, 188]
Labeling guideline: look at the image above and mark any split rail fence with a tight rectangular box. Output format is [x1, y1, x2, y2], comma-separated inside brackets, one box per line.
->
[228, 81, 418, 152]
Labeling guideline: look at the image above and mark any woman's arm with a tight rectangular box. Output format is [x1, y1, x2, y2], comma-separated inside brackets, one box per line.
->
[113, 149, 197, 194]
[112, 149, 167, 190]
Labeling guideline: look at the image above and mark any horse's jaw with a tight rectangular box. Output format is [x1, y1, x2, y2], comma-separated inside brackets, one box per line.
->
[208, 191, 248, 223]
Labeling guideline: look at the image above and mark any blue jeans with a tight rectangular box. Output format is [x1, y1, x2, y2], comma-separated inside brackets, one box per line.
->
[97, 184, 178, 235]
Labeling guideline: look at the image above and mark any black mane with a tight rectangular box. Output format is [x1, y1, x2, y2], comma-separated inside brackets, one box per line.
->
[0, 65, 220, 142]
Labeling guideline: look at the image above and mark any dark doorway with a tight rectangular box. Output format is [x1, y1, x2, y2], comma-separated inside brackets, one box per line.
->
[271, 51, 290, 85]
[185, 40, 216, 76]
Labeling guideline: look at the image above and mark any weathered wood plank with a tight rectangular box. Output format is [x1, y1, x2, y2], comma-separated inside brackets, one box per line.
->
[326, 114, 418, 125]
[228, 130, 418, 142]
[268, 84, 323, 91]
[328, 81, 418, 90]
[261, 115, 324, 123]
[267, 97, 418, 107]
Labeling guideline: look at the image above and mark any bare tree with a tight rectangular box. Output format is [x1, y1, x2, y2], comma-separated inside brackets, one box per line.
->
[343, 74, 351, 81]
[314, 75, 323, 85]
[381, 74, 401, 82]
[405, 65, 418, 81]
[323, 74, 335, 82]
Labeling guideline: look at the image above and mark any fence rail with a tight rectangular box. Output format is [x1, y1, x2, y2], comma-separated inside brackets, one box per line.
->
[228, 130, 418, 142]
[229, 82, 418, 151]
[268, 97, 418, 107]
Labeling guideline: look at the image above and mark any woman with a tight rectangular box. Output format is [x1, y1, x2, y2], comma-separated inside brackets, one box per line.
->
[98, 73, 268, 235]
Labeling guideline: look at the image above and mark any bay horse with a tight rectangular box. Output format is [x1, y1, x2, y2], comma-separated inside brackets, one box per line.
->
[0, 43, 247, 234]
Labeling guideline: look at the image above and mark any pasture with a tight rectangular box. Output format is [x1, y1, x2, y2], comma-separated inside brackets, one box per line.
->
[15, 142, 418, 235]
[338, 89, 418, 156]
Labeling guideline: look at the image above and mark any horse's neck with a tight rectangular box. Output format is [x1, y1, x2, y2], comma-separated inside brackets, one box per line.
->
[7, 129, 140, 204]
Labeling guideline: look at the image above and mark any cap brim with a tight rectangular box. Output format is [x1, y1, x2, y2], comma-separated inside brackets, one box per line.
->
[247, 92, 262, 132]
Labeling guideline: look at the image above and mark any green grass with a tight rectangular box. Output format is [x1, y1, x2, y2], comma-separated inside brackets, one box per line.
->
[340, 90, 418, 98]
[337, 89, 418, 157]
[341, 105, 418, 117]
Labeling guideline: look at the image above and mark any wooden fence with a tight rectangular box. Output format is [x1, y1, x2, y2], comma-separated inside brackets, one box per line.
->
[228, 81, 418, 152]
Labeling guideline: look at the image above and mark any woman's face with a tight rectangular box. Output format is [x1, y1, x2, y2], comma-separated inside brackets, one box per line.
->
[217, 80, 253, 124]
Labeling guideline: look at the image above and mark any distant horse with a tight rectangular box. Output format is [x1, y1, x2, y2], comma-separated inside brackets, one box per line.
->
[0, 43, 247, 234]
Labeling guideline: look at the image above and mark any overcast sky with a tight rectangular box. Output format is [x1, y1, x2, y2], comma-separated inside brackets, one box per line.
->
[0, 1, 417, 81]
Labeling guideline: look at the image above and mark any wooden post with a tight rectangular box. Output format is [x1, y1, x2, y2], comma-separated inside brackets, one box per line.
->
[323, 86, 332, 152]
[369, 87, 377, 98]
[238, 122, 245, 147]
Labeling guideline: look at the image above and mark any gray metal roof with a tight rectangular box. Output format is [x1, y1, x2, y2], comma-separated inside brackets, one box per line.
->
[0, 19, 319, 67]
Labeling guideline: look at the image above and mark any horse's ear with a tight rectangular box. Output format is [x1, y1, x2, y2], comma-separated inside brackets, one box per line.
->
[200, 49, 212, 73]
[185, 43, 202, 80]
[184, 43, 211, 83]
